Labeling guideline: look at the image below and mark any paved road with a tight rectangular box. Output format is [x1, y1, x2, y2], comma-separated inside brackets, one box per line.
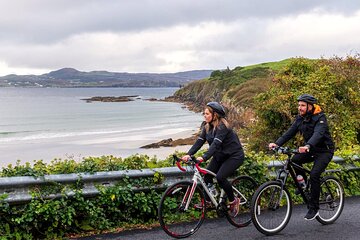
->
[75, 196, 360, 240]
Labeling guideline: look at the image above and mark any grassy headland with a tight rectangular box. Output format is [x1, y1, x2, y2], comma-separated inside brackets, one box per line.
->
[168, 56, 360, 151]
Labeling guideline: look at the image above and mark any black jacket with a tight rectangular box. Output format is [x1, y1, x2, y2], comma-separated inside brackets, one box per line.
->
[275, 112, 334, 152]
[187, 122, 244, 161]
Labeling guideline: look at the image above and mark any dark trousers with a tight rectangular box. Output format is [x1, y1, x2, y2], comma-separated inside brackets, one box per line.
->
[204, 152, 244, 202]
[292, 151, 333, 210]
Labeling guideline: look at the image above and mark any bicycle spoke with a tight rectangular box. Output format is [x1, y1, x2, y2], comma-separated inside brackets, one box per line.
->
[158, 181, 205, 238]
[226, 176, 257, 227]
[251, 182, 292, 235]
[316, 176, 344, 224]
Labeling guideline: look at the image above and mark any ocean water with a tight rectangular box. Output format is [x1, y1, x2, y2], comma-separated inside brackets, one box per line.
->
[0, 88, 203, 166]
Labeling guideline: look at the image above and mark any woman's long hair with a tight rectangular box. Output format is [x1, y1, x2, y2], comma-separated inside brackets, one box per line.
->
[204, 106, 230, 133]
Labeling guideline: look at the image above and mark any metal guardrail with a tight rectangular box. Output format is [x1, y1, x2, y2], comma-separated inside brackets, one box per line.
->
[0, 156, 359, 204]
[0, 167, 193, 204]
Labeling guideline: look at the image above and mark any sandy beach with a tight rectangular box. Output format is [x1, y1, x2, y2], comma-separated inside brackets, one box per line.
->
[0, 128, 199, 168]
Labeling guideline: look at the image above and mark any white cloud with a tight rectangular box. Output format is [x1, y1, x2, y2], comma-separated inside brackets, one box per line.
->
[262, 10, 360, 59]
[0, 1, 359, 76]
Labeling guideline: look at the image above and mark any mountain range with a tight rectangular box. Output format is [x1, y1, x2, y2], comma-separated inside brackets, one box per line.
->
[0, 68, 213, 87]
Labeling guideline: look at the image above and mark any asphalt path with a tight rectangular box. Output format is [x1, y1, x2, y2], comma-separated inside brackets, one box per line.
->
[75, 196, 360, 240]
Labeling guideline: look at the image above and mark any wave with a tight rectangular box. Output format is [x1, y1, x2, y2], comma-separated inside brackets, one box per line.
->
[0, 124, 191, 143]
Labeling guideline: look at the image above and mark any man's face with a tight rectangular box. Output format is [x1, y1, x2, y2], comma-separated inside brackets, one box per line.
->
[298, 101, 313, 116]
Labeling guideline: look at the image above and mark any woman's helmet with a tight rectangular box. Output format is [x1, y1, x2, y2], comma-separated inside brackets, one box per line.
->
[297, 94, 318, 105]
[206, 102, 226, 118]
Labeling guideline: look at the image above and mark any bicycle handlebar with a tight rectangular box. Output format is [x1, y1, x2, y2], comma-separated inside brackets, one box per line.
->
[172, 154, 207, 174]
[271, 146, 299, 155]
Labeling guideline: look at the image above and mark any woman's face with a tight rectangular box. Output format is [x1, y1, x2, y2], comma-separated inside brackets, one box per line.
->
[203, 108, 213, 123]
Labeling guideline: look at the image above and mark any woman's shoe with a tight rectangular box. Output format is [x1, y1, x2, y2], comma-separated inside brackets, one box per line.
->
[228, 197, 240, 217]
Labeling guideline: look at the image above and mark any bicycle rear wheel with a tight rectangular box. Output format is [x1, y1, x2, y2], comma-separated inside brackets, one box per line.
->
[316, 175, 344, 224]
[226, 175, 257, 227]
[158, 181, 205, 238]
[251, 181, 292, 235]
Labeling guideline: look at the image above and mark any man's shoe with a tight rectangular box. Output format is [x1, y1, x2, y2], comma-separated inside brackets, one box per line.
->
[228, 197, 240, 217]
[304, 208, 319, 220]
[194, 200, 213, 209]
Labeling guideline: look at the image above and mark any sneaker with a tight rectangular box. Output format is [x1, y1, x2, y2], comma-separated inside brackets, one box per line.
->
[228, 197, 240, 217]
[304, 208, 319, 220]
[194, 200, 213, 209]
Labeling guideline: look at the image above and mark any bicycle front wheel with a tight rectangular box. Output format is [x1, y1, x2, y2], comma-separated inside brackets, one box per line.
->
[158, 181, 206, 238]
[316, 175, 344, 224]
[226, 175, 257, 227]
[251, 181, 292, 235]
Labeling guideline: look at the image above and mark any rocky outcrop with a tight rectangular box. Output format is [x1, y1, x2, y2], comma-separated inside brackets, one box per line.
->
[140, 135, 197, 148]
[82, 96, 139, 103]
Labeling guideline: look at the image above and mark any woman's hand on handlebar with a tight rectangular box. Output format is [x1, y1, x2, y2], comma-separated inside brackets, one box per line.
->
[181, 155, 191, 163]
[196, 156, 204, 163]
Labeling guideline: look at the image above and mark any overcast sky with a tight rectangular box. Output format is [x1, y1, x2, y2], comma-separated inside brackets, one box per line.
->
[0, 0, 359, 76]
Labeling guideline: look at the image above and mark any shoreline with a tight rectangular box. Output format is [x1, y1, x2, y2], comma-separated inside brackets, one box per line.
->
[0, 87, 203, 168]
[0, 129, 199, 168]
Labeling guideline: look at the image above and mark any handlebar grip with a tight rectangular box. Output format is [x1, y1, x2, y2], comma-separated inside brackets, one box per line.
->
[176, 161, 186, 172]
[194, 158, 203, 164]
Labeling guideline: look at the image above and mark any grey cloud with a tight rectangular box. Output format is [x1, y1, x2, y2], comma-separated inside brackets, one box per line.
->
[0, 0, 358, 44]
[0, 0, 359, 75]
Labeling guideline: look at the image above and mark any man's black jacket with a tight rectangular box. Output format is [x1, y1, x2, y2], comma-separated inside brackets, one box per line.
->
[275, 112, 334, 152]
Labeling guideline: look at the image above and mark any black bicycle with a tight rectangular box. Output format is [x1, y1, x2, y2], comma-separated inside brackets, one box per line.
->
[250, 147, 344, 235]
[158, 155, 257, 238]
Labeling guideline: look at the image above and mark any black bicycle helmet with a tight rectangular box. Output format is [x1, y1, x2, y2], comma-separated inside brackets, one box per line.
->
[297, 94, 318, 105]
[206, 102, 226, 118]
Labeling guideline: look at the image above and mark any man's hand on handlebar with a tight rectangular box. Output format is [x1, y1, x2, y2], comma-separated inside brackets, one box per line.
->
[298, 145, 310, 153]
[268, 143, 278, 150]
[268, 143, 308, 154]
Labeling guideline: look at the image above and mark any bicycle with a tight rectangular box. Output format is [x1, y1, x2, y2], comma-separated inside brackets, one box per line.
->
[250, 147, 344, 235]
[158, 155, 257, 238]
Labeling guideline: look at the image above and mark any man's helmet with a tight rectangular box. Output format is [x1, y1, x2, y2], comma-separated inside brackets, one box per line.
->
[297, 94, 318, 105]
[206, 102, 226, 118]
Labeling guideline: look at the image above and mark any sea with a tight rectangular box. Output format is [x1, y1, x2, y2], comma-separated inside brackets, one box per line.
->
[0, 87, 203, 167]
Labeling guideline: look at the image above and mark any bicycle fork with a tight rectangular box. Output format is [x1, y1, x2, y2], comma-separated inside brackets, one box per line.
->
[271, 170, 288, 210]
[181, 181, 199, 211]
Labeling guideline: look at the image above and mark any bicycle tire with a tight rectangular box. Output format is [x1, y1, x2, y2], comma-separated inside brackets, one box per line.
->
[226, 175, 257, 227]
[158, 181, 206, 238]
[316, 175, 344, 224]
[251, 181, 292, 235]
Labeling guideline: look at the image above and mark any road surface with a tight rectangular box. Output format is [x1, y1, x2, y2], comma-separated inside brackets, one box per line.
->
[75, 196, 360, 240]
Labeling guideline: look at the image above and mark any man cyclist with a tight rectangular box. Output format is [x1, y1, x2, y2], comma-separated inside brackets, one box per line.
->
[269, 94, 335, 220]
[182, 102, 244, 217]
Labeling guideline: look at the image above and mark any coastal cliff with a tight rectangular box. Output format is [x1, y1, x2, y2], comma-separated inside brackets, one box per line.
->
[139, 57, 360, 150]
[165, 60, 290, 129]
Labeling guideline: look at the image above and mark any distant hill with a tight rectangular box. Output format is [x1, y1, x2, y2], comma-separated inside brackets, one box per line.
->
[0, 68, 213, 87]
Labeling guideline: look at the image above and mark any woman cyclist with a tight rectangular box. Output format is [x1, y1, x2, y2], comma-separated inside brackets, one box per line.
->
[182, 102, 244, 217]
[269, 94, 335, 220]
